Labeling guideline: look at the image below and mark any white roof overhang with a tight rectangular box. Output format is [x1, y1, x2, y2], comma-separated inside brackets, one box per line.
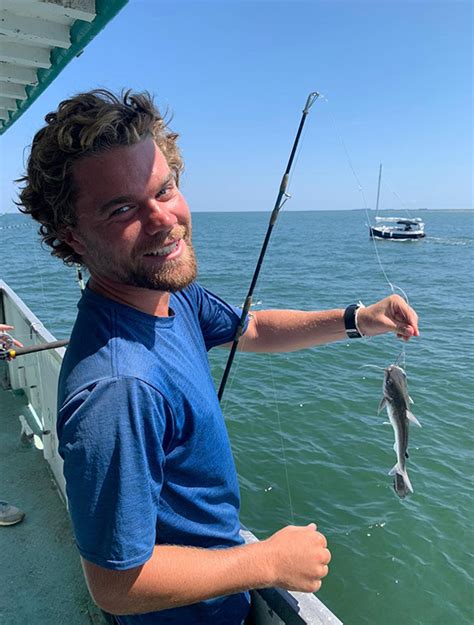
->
[0, 0, 128, 134]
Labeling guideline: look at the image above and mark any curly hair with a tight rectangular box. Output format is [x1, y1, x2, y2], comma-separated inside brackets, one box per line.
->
[17, 89, 184, 265]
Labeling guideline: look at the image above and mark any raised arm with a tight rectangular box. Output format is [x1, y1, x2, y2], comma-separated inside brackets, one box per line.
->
[237, 294, 419, 353]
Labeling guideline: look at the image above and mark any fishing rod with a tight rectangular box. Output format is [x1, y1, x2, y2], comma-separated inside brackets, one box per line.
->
[0, 336, 69, 361]
[218, 91, 320, 402]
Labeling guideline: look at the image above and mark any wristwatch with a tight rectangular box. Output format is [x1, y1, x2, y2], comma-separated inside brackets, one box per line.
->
[343, 302, 365, 339]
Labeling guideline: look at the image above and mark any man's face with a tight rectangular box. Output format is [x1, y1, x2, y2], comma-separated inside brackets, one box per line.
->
[67, 137, 197, 292]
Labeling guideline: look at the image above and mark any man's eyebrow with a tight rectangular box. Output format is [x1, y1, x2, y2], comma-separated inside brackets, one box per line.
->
[98, 174, 175, 215]
[98, 195, 134, 215]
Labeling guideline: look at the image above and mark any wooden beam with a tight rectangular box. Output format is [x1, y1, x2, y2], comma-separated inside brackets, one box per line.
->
[0, 96, 18, 111]
[0, 10, 71, 49]
[3, 1, 96, 24]
[0, 82, 28, 99]
[0, 62, 38, 85]
[0, 42, 51, 68]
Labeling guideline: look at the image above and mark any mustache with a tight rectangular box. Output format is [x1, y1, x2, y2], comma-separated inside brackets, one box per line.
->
[139, 225, 190, 255]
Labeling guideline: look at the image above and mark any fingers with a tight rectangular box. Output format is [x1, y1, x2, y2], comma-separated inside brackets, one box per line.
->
[315, 531, 327, 549]
[394, 319, 418, 341]
[0, 325, 23, 348]
[361, 295, 420, 340]
[322, 547, 332, 565]
[268, 523, 332, 592]
[396, 326, 415, 340]
[390, 295, 419, 338]
[310, 547, 331, 593]
[310, 529, 331, 577]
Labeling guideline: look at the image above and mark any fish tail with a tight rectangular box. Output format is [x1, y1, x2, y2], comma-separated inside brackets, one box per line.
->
[389, 463, 414, 494]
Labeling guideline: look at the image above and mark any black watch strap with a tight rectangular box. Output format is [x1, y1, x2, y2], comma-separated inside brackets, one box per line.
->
[344, 303, 364, 338]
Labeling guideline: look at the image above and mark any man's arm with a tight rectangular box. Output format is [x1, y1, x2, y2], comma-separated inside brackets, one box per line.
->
[235, 294, 419, 353]
[82, 524, 330, 616]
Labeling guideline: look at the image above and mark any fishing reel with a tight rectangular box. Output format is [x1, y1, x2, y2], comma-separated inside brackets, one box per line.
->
[0, 334, 69, 361]
[0, 332, 15, 361]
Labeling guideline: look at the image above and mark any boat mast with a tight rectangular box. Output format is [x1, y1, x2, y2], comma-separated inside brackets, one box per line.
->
[375, 163, 382, 216]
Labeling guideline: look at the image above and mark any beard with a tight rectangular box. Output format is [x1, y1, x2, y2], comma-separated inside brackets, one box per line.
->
[83, 226, 198, 293]
[126, 241, 198, 292]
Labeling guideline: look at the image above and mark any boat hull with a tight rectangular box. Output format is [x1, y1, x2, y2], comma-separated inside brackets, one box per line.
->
[370, 227, 426, 240]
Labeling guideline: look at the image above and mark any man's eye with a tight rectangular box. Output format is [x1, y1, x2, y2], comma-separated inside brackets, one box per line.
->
[111, 205, 133, 217]
[157, 184, 174, 199]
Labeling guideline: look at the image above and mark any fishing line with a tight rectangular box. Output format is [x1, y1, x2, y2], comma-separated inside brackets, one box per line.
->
[249, 218, 297, 524]
[219, 96, 321, 520]
[219, 211, 297, 516]
[320, 96, 410, 365]
[268, 353, 296, 525]
[247, 108, 311, 516]
[320, 97, 395, 293]
[30, 228, 50, 315]
[382, 172, 417, 221]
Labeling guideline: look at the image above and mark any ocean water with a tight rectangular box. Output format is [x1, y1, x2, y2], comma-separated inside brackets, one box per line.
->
[1, 209, 473, 625]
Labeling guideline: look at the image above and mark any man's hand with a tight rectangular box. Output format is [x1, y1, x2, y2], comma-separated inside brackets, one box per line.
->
[263, 523, 331, 592]
[357, 294, 419, 341]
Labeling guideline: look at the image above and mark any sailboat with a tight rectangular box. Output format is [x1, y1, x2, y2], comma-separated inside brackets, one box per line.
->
[369, 164, 426, 240]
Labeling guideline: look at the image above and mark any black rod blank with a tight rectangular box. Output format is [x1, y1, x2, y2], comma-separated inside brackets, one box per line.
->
[217, 92, 319, 402]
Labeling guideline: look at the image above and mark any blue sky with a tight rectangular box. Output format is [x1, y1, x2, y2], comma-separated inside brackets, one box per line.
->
[1, 0, 472, 213]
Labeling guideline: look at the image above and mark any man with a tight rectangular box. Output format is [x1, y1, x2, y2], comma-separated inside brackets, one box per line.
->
[18, 90, 419, 625]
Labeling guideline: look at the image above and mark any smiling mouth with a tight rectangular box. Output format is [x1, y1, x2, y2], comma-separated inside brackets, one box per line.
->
[143, 240, 181, 257]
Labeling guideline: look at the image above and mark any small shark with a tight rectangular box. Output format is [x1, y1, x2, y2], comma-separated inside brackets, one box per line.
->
[378, 365, 421, 498]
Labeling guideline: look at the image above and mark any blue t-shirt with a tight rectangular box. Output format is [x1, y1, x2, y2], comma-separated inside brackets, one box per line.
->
[57, 283, 250, 625]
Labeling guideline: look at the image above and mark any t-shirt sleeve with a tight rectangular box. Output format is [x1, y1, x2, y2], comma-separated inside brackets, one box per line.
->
[192, 283, 249, 350]
[58, 377, 172, 570]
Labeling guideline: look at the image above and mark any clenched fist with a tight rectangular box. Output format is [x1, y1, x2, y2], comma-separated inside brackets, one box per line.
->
[262, 523, 331, 593]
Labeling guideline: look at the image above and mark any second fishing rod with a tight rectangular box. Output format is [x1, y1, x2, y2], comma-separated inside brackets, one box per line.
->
[218, 91, 320, 402]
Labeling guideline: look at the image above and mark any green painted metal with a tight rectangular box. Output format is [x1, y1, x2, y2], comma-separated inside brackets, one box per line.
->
[0, 0, 129, 135]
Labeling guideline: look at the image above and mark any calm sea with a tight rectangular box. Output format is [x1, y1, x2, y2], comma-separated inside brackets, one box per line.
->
[1, 209, 473, 625]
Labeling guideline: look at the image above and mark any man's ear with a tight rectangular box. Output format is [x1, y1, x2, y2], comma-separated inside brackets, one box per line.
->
[62, 227, 87, 256]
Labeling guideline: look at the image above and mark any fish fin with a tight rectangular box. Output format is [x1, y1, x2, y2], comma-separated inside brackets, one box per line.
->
[383, 421, 391, 426]
[402, 470, 414, 493]
[377, 397, 387, 414]
[388, 463, 399, 477]
[390, 466, 414, 496]
[409, 395, 415, 405]
[407, 411, 422, 427]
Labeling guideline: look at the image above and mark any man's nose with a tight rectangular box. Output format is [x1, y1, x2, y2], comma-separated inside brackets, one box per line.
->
[142, 201, 178, 235]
